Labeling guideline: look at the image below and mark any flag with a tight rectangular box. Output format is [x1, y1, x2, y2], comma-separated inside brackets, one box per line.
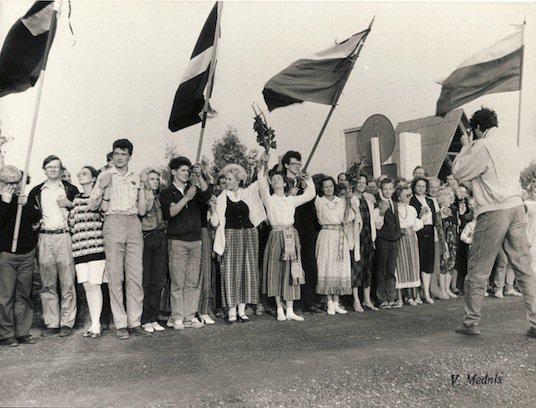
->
[0, 1, 56, 98]
[168, 2, 220, 132]
[436, 30, 523, 116]
[262, 29, 370, 111]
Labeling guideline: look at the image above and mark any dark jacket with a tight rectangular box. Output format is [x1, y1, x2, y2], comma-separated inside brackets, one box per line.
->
[159, 182, 211, 241]
[0, 195, 42, 254]
[28, 180, 80, 214]
[377, 200, 401, 242]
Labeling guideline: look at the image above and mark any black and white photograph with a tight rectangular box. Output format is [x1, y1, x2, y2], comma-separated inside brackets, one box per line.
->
[0, 0, 535, 406]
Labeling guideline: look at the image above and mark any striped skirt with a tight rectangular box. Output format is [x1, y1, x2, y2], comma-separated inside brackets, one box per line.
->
[197, 227, 214, 314]
[221, 228, 259, 308]
[262, 228, 303, 301]
[395, 229, 421, 289]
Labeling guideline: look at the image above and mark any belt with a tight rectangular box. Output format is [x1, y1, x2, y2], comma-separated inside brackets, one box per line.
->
[321, 224, 345, 260]
[40, 229, 69, 235]
[143, 228, 165, 238]
[271, 224, 294, 231]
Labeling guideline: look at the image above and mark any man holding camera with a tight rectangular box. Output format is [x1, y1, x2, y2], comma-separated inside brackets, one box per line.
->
[452, 108, 536, 338]
[0, 166, 42, 347]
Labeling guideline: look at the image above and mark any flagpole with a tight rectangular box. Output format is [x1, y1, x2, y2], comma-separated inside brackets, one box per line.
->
[515, 18, 526, 147]
[195, 1, 223, 163]
[303, 18, 374, 172]
[11, 0, 62, 253]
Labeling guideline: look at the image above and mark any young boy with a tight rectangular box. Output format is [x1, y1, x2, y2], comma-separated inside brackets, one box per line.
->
[373, 178, 401, 308]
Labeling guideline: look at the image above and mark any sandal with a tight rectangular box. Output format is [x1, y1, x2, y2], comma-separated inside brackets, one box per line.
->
[83, 330, 102, 338]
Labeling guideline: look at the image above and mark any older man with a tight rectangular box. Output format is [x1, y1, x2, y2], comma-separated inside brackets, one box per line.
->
[452, 108, 536, 338]
[0, 166, 41, 346]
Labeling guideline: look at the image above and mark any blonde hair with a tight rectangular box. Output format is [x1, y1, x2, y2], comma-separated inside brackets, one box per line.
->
[0, 165, 22, 183]
[220, 164, 247, 183]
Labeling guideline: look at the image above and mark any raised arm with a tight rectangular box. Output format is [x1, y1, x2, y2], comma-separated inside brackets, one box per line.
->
[452, 140, 490, 183]
[291, 176, 316, 207]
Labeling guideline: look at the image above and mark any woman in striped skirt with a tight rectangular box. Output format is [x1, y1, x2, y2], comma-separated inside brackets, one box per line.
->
[394, 185, 424, 306]
[259, 168, 316, 321]
[213, 164, 266, 323]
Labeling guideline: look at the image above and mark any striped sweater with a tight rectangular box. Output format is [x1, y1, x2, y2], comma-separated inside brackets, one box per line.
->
[69, 194, 105, 264]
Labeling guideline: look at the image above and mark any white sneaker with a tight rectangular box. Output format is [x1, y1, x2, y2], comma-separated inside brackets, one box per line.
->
[151, 321, 165, 331]
[333, 302, 348, 314]
[173, 321, 184, 330]
[504, 289, 522, 297]
[492, 289, 504, 299]
[166, 318, 175, 328]
[184, 319, 204, 329]
[277, 307, 287, 321]
[286, 310, 304, 321]
[142, 323, 155, 333]
[199, 314, 216, 325]
[327, 301, 335, 315]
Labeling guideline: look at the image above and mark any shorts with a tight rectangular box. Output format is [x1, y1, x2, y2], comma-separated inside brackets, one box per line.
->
[75, 260, 107, 284]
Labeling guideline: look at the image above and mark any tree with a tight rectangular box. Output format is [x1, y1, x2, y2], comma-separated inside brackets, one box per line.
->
[211, 126, 248, 177]
[521, 161, 536, 189]
[0, 122, 13, 168]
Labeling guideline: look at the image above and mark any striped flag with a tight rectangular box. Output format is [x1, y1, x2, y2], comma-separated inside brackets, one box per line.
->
[436, 30, 523, 116]
[168, 2, 220, 132]
[0, 1, 56, 98]
[262, 29, 370, 111]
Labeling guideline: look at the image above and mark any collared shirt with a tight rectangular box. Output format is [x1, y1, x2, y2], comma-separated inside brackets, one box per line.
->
[40, 180, 68, 230]
[90, 166, 140, 215]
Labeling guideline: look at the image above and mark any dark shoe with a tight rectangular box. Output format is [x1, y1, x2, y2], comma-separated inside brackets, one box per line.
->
[116, 328, 130, 340]
[41, 327, 60, 337]
[101, 323, 110, 331]
[130, 326, 152, 337]
[455, 324, 480, 336]
[16, 335, 36, 344]
[0, 337, 19, 347]
[527, 327, 536, 338]
[58, 326, 72, 337]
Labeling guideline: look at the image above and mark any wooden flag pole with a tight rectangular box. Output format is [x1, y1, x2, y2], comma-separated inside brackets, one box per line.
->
[195, 1, 223, 163]
[515, 18, 526, 147]
[303, 17, 374, 172]
[11, 0, 62, 253]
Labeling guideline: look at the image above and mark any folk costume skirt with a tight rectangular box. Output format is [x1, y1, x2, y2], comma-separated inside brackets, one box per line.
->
[395, 229, 421, 289]
[316, 225, 352, 295]
[262, 226, 304, 301]
[198, 227, 215, 315]
[221, 228, 259, 308]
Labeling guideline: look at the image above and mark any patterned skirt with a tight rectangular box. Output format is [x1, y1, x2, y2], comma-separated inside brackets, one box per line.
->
[396, 229, 421, 289]
[262, 228, 303, 301]
[221, 228, 259, 308]
[197, 227, 214, 314]
[351, 229, 374, 288]
[316, 228, 352, 295]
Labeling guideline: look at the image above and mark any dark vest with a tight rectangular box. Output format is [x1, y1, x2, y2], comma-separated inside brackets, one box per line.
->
[409, 195, 437, 223]
[377, 200, 401, 241]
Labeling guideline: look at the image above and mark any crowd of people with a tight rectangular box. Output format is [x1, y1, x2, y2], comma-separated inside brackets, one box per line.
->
[1, 107, 536, 347]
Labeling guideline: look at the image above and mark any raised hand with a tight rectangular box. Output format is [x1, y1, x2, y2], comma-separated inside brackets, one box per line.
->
[185, 185, 197, 201]
[1, 184, 15, 203]
[378, 199, 390, 216]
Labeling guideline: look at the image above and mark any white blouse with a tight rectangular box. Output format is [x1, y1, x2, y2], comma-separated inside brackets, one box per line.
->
[259, 177, 316, 226]
[315, 196, 354, 225]
[415, 195, 433, 226]
[398, 203, 424, 231]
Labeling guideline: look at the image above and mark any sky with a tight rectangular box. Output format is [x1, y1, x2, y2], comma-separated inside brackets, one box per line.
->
[1, 0, 535, 189]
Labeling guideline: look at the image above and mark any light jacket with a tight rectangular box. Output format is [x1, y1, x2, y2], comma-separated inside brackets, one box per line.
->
[452, 127, 523, 217]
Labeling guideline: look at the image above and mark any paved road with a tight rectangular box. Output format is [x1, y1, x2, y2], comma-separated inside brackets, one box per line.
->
[1, 296, 535, 407]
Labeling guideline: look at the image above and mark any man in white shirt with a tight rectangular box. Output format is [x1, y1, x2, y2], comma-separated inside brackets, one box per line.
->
[452, 108, 536, 338]
[28, 155, 79, 337]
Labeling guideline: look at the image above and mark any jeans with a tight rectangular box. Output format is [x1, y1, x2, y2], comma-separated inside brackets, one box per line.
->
[38, 233, 77, 329]
[463, 206, 536, 328]
[103, 215, 144, 329]
[141, 230, 167, 324]
[169, 240, 202, 323]
[0, 250, 35, 340]
[492, 247, 516, 291]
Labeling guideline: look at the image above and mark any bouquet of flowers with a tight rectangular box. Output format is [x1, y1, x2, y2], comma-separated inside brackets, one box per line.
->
[252, 103, 277, 154]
